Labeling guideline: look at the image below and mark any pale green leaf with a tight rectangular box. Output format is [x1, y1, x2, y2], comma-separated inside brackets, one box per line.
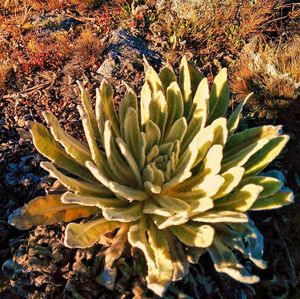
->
[244, 135, 289, 176]
[213, 167, 245, 199]
[165, 81, 184, 134]
[179, 56, 192, 118]
[104, 120, 135, 185]
[146, 222, 174, 297]
[215, 184, 263, 212]
[28, 121, 95, 182]
[41, 162, 110, 196]
[192, 211, 248, 223]
[43, 111, 92, 166]
[99, 79, 120, 136]
[105, 223, 130, 268]
[64, 218, 120, 248]
[61, 191, 125, 209]
[250, 191, 294, 210]
[224, 125, 282, 157]
[158, 65, 177, 90]
[103, 201, 143, 222]
[227, 93, 251, 138]
[170, 223, 214, 248]
[77, 81, 101, 140]
[208, 237, 260, 284]
[207, 68, 229, 124]
[238, 176, 283, 198]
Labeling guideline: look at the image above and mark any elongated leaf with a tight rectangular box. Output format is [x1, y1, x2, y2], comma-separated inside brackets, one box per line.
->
[103, 202, 142, 222]
[207, 68, 229, 124]
[146, 222, 173, 297]
[152, 213, 189, 229]
[186, 77, 209, 125]
[115, 137, 143, 187]
[123, 108, 146, 170]
[41, 162, 110, 196]
[28, 121, 95, 182]
[64, 218, 120, 248]
[146, 66, 164, 95]
[163, 117, 187, 143]
[165, 231, 190, 281]
[153, 194, 190, 213]
[221, 138, 269, 172]
[227, 93, 251, 138]
[179, 56, 192, 118]
[149, 90, 167, 137]
[215, 184, 263, 212]
[192, 211, 248, 223]
[104, 120, 135, 185]
[158, 65, 177, 90]
[208, 237, 260, 284]
[109, 181, 149, 202]
[43, 111, 92, 165]
[99, 79, 120, 136]
[77, 81, 101, 140]
[244, 135, 289, 176]
[170, 223, 214, 248]
[78, 105, 113, 179]
[118, 88, 137, 133]
[105, 223, 130, 268]
[61, 192, 125, 209]
[188, 62, 204, 96]
[9, 194, 99, 230]
[224, 125, 281, 157]
[128, 217, 156, 269]
[250, 191, 294, 210]
[213, 167, 245, 199]
[165, 81, 184, 134]
[238, 176, 283, 198]
[145, 119, 161, 154]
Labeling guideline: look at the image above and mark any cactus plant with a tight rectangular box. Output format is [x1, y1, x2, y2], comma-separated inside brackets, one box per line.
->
[9, 57, 294, 296]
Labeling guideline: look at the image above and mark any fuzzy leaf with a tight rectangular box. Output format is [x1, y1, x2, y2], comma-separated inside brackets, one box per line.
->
[215, 184, 263, 212]
[28, 121, 94, 181]
[207, 68, 229, 124]
[105, 223, 130, 268]
[208, 237, 260, 284]
[9, 194, 99, 230]
[192, 211, 248, 223]
[64, 218, 120, 248]
[213, 167, 245, 199]
[250, 191, 294, 210]
[43, 111, 92, 166]
[41, 162, 110, 196]
[244, 136, 289, 176]
[170, 223, 214, 248]
[158, 66, 177, 90]
[77, 81, 101, 140]
[165, 81, 184, 134]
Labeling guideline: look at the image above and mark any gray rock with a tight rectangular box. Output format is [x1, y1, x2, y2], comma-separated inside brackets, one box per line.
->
[97, 29, 161, 79]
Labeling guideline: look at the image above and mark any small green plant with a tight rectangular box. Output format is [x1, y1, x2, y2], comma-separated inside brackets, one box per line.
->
[9, 57, 293, 296]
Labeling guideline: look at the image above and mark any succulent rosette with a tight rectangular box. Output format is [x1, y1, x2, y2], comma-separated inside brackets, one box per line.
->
[9, 57, 294, 296]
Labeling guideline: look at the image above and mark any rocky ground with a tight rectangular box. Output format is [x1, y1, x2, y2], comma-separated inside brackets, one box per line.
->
[0, 1, 300, 298]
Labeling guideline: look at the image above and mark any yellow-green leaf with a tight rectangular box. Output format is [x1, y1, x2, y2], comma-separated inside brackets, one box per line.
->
[250, 191, 294, 210]
[207, 68, 229, 124]
[8, 194, 99, 230]
[64, 218, 120, 248]
[170, 223, 214, 248]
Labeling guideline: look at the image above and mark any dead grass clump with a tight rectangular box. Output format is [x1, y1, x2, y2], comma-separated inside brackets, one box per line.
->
[0, 64, 13, 94]
[73, 29, 103, 70]
[142, 0, 299, 72]
[231, 37, 300, 108]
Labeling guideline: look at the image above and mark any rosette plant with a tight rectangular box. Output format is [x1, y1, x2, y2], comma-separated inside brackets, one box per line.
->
[9, 57, 294, 296]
